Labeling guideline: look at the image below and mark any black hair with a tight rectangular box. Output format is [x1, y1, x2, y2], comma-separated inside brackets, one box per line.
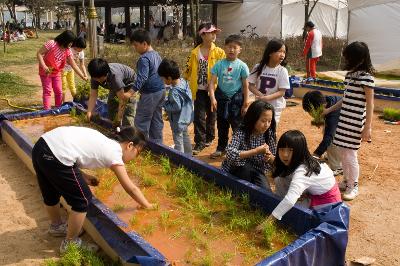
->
[80, 22, 86, 28]
[302, 90, 327, 113]
[304, 21, 315, 28]
[195, 22, 212, 47]
[72, 37, 86, 49]
[252, 38, 287, 77]
[54, 30, 76, 48]
[342, 41, 375, 74]
[113, 126, 147, 148]
[225, 34, 242, 47]
[272, 130, 321, 178]
[87, 58, 110, 78]
[130, 28, 151, 45]
[241, 100, 276, 145]
[158, 58, 180, 80]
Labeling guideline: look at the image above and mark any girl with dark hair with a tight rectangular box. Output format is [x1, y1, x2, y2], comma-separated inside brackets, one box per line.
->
[183, 22, 225, 155]
[37, 30, 87, 110]
[324, 41, 375, 201]
[257, 130, 341, 226]
[248, 38, 290, 124]
[31, 126, 154, 253]
[221, 100, 277, 190]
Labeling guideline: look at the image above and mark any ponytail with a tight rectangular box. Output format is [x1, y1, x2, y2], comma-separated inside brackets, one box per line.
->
[112, 126, 147, 148]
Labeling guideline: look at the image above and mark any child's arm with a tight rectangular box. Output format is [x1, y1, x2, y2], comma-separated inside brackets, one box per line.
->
[323, 99, 342, 116]
[110, 164, 155, 209]
[86, 88, 98, 121]
[67, 56, 87, 80]
[79, 58, 87, 78]
[241, 76, 249, 115]
[361, 86, 374, 142]
[256, 89, 286, 102]
[126, 57, 150, 97]
[164, 89, 182, 113]
[208, 74, 218, 112]
[37, 45, 50, 73]
[115, 89, 128, 126]
[249, 82, 264, 97]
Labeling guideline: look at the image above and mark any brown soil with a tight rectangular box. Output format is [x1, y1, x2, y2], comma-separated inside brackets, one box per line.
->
[0, 64, 399, 265]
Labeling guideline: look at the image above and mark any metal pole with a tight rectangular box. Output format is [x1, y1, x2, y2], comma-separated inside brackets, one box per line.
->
[88, 0, 98, 58]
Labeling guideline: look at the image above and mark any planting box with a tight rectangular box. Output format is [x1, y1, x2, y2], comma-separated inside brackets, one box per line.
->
[0, 104, 349, 266]
[292, 77, 400, 111]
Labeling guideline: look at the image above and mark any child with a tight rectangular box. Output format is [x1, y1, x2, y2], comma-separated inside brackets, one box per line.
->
[158, 59, 194, 155]
[248, 39, 290, 124]
[221, 100, 276, 190]
[302, 90, 342, 176]
[209, 34, 249, 158]
[258, 130, 341, 226]
[125, 28, 165, 144]
[62, 37, 87, 102]
[87, 58, 137, 127]
[37, 30, 87, 110]
[183, 23, 225, 155]
[327, 41, 375, 200]
[31, 126, 154, 253]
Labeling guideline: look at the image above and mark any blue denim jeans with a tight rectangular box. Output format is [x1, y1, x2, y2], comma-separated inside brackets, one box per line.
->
[134, 90, 165, 143]
[172, 126, 192, 155]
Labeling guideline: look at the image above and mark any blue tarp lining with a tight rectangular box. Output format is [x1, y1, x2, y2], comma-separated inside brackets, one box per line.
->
[0, 103, 349, 266]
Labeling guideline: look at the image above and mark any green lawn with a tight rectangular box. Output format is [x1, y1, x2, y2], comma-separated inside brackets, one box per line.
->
[0, 71, 37, 98]
[0, 31, 61, 68]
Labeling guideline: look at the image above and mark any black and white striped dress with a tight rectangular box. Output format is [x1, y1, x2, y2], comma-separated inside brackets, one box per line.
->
[333, 71, 374, 150]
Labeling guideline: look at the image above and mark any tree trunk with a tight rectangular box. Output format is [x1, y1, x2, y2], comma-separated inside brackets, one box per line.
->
[189, 0, 195, 39]
[303, 1, 309, 39]
[195, 0, 199, 32]
[6, 3, 16, 21]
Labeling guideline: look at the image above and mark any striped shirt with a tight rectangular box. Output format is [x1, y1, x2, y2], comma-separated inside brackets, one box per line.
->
[333, 71, 374, 150]
[221, 128, 277, 174]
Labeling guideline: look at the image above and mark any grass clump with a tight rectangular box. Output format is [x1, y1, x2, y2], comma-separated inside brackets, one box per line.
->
[309, 104, 325, 127]
[74, 81, 108, 102]
[160, 155, 172, 175]
[112, 204, 125, 212]
[383, 108, 400, 121]
[0, 71, 37, 98]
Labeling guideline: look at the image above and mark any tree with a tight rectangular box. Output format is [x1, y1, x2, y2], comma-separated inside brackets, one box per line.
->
[4, 0, 23, 22]
[302, 0, 320, 39]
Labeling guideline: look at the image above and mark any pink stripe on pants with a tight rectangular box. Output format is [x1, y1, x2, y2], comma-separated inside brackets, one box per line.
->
[40, 74, 62, 110]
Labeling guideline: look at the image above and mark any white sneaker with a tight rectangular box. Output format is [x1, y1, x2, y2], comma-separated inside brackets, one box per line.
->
[48, 222, 67, 237]
[338, 180, 347, 192]
[343, 184, 359, 201]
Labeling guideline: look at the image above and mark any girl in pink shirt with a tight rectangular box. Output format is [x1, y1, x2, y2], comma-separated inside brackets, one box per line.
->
[37, 30, 87, 110]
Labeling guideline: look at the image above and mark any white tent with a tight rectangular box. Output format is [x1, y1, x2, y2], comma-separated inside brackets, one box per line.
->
[347, 0, 400, 67]
[217, 0, 348, 39]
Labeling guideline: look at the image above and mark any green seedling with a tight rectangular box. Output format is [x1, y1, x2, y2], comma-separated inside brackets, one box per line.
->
[160, 155, 171, 175]
[159, 210, 171, 229]
[141, 223, 157, 236]
[70, 107, 77, 118]
[142, 175, 158, 187]
[309, 104, 325, 127]
[383, 107, 400, 121]
[129, 215, 138, 226]
[112, 204, 125, 212]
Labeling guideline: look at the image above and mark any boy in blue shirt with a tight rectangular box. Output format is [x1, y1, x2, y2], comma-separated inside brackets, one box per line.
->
[125, 28, 165, 143]
[209, 34, 250, 158]
[302, 90, 343, 176]
[158, 59, 194, 155]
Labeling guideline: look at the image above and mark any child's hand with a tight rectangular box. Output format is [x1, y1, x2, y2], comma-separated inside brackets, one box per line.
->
[256, 144, 269, 155]
[361, 126, 372, 142]
[139, 203, 158, 210]
[241, 102, 249, 116]
[210, 99, 217, 112]
[264, 152, 275, 164]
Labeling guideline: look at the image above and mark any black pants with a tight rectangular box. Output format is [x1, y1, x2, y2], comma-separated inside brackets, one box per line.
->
[32, 138, 92, 212]
[230, 162, 271, 191]
[193, 90, 216, 146]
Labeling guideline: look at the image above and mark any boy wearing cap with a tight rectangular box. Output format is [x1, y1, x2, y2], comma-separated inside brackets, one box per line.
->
[302, 21, 323, 78]
[184, 23, 225, 155]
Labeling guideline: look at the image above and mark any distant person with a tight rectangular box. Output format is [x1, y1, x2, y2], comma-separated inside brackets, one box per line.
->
[302, 21, 322, 78]
[208, 34, 250, 159]
[32, 126, 154, 253]
[158, 59, 194, 155]
[183, 23, 225, 155]
[327, 42, 375, 201]
[87, 58, 137, 127]
[221, 100, 276, 190]
[257, 130, 341, 228]
[37, 30, 87, 110]
[78, 22, 87, 39]
[62, 37, 87, 102]
[126, 28, 166, 143]
[249, 39, 290, 124]
[302, 90, 342, 176]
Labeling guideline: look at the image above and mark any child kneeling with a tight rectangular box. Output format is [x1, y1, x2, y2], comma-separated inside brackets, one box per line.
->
[158, 59, 194, 155]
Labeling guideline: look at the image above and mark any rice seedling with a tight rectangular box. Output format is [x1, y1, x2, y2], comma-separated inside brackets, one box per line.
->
[129, 215, 138, 226]
[159, 210, 171, 229]
[160, 155, 172, 175]
[112, 204, 125, 212]
[383, 107, 400, 121]
[309, 104, 325, 127]
[141, 223, 157, 236]
[141, 175, 158, 187]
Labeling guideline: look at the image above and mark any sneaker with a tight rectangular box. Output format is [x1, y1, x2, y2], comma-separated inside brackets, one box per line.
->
[338, 180, 348, 192]
[60, 237, 99, 254]
[333, 168, 344, 176]
[343, 183, 359, 201]
[210, 150, 226, 159]
[192, 144, 205, 155]
[48, 222, 67, 237]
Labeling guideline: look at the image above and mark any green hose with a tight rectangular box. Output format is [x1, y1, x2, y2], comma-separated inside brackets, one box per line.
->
[0, 97, 39, 112]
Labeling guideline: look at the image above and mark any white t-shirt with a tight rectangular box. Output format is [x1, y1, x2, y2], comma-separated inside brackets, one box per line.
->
[197, 50, 209, 91]
[272, 163, 336, 220]
[248, 64, 290, 109]
[42, 126, 124, 169]
[64, 48, 84, 71]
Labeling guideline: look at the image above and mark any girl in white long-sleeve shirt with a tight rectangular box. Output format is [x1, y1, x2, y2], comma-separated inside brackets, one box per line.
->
[258, 130, 341, 227]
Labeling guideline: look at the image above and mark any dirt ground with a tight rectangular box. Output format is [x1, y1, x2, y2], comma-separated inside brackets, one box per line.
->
[1, 66, 399, 265]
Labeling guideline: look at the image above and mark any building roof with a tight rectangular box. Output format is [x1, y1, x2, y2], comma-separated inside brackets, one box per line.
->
[63, 0, 242, 6]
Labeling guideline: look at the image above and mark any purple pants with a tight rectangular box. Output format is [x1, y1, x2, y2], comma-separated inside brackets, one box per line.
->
[40, 74, 62, 110]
